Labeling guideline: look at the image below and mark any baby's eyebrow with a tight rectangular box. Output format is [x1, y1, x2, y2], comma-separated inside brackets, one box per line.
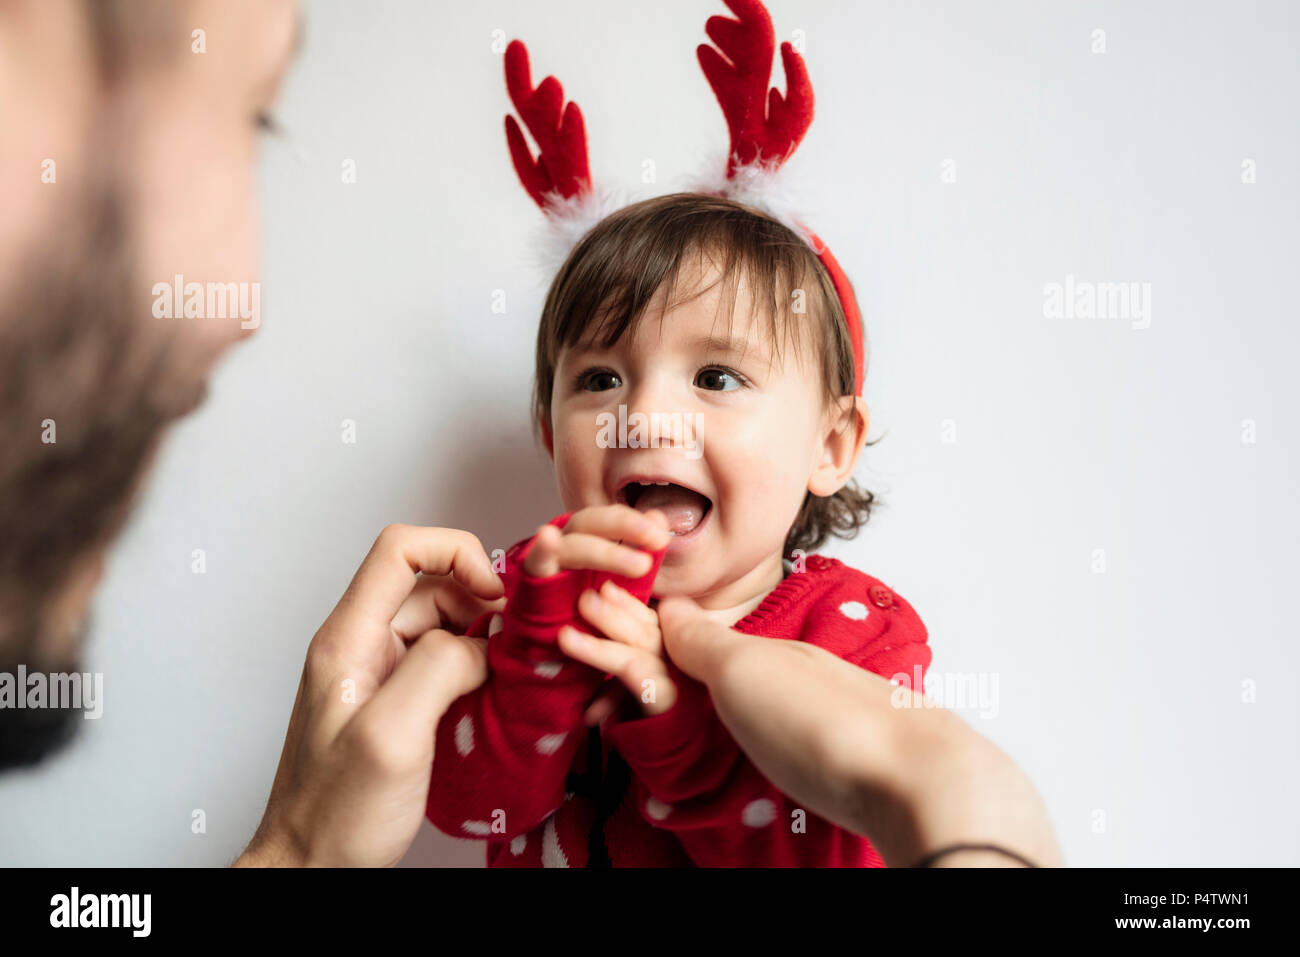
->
[690, 334, 769, 362]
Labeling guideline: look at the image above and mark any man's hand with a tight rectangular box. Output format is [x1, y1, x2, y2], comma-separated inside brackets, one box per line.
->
[234, 524, 505, 867]
[653, 596, 1062, 868]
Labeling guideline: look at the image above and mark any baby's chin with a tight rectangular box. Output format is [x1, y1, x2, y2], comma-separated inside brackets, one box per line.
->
[649, 535, 789, 607]
[649, 557, 742, 603]
[648, 562, 704, 600]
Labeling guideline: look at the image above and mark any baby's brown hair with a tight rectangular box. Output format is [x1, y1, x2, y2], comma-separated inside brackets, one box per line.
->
[532, 192, 875, 557]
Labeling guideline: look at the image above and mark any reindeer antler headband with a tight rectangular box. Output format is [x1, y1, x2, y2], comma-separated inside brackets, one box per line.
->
[504, 0, 865, 396]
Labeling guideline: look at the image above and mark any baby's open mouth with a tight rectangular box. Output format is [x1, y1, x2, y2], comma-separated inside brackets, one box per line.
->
[621, 481, 712, 536]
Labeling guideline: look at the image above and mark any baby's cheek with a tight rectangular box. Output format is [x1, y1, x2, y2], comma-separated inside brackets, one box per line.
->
[553, 428, 603, 508]
[710, 414, 809, 525]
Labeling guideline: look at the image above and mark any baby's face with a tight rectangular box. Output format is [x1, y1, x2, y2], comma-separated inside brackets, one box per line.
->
[548, 261, 835, 606]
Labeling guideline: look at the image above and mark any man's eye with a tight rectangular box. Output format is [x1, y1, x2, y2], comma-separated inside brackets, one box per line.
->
[695, 367, 745, 391]
[578, 369, 621, 391]
[255, 111, 282, 135]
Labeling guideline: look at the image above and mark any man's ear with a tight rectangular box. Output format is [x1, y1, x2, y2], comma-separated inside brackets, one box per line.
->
[808, 396, 869, 496]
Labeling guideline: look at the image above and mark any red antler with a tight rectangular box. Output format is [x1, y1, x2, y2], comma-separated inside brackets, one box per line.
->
[698, 0, 814, 176]
[504, 39, 592, 209]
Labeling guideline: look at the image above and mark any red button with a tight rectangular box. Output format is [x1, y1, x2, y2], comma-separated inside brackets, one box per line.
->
[869, 584, 895, 609]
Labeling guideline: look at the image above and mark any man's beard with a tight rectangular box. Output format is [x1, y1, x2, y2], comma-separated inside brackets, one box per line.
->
[0, 186, 207, 770]
[0, 620, 90, 770]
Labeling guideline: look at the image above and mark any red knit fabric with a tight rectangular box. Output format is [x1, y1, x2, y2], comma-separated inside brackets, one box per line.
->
[425, 512, 932, 867]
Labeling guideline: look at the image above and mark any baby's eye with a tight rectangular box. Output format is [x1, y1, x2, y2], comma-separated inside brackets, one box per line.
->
[695, 366, 745, 392]
[577, 369, 622, 392]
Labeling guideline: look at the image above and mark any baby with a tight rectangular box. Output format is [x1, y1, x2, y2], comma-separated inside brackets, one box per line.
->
[425, 191, 932, 866]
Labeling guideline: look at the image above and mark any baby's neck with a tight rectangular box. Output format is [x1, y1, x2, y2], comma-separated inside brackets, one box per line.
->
[653, 551, 786, 629]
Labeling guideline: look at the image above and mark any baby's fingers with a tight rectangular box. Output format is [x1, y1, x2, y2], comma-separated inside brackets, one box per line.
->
[556, 532, 656, 578]
[583, 681, 629, 727]
[524, 524, 653, 580]
[523, 523, 564, 578]
[566, 505, 671, 552]
[578, 585, 662, 654]
[558, 626, 677, 715]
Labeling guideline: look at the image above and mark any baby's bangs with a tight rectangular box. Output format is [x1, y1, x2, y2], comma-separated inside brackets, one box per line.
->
[534, 192, 851, 440]
[551, 206, 823, 378]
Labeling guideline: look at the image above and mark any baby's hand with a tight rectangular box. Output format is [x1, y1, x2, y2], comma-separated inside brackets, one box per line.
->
[523, 504, 671, 579]
[559, 583, 676, 719]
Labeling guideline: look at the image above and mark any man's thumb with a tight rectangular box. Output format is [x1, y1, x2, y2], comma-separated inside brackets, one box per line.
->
[657, 596, 741, 682]
[364, 630, 487, 752]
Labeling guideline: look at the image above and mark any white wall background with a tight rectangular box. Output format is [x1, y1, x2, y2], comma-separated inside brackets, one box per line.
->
[1, 0, 1296, 866]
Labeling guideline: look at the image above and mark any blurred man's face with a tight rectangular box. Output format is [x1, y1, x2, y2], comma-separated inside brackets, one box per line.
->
[0, 0, 299, 768]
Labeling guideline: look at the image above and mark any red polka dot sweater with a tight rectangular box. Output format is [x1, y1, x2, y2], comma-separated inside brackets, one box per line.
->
[425, 513, 932, 867]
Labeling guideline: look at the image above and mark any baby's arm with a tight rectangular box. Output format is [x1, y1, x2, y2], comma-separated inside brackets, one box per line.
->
[602, 582, 931, 867]
[424, 508, 668, 842]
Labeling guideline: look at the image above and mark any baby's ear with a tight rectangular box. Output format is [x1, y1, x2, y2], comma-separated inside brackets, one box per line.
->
[539, 412, 555, 460]
[808, 396, 869, 496]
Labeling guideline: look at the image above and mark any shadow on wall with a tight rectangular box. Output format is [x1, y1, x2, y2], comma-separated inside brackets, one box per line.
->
[401, 413, 561, 867]
[430, 416, 563, 559]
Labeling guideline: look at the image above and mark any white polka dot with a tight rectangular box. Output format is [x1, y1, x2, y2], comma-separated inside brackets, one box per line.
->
[462, 820, 492, 836]
[488, 613, 504, 637]
[454, 714, 474, 756]
[839, 601, 869, 621]
[534, 660, 563, 679]
[742, 798, 777, 828]
[510, 834, 527, 856]
[542, 815, 569, 868]
[535, 732, 567, 755]
[645, 797, 672, 821]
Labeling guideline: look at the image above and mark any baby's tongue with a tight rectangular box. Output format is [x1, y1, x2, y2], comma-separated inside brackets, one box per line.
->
[632, 484, 709, 535]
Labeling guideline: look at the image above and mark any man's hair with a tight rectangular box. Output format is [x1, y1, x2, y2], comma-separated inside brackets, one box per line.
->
[532, 192, 876, 557]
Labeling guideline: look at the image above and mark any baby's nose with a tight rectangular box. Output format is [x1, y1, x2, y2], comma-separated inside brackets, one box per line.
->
[624, 383, 675, 424]
[616, 384, 702, 453]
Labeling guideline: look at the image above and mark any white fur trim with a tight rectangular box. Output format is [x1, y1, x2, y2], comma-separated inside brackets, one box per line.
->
[523, 153, 824, 281]
[526, 182, 636, 279]
[685, 148, 822, 253]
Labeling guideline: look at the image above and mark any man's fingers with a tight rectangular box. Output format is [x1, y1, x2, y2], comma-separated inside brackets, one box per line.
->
[657, 595, 745, 681]
[335, 525, 504, 637]
[388, 575, 443, 640]
[390, 576, 505, 641]
[361, 628, 489, 761]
